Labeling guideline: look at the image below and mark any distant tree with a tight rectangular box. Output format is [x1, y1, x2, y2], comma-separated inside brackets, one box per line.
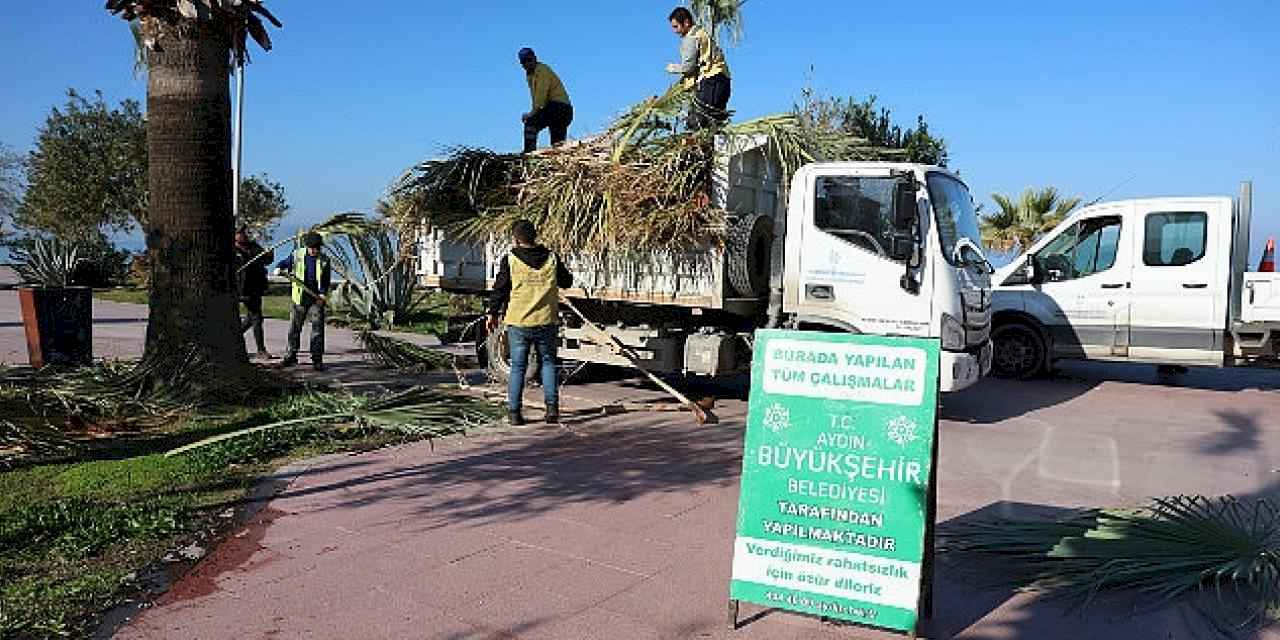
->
[0, 144, 23, 246]
[16, 90, 148, 241]
[796, 89, 949, 166]
[981, 187, 1082, 254]
[236, 173, 290, 239]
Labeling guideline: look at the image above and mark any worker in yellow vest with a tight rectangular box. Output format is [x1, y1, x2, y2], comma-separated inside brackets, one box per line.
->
[519, 48, 574, 153]
[666, 7, 731, 130]
[274, 232, 332, 372]
[486, 220, 574, 425]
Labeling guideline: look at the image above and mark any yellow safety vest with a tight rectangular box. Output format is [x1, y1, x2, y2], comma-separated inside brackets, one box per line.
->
[290, 249, 330, 305]
[505, 254, 559, 327]
[692, 25, 729, 83]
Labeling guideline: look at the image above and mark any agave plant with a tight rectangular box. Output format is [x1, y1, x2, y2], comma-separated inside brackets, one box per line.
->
[939, 495, 1280, 624]
[166, 386, 502, 456]
[13, 237, 81, 287]
[330, 223, 428, 329]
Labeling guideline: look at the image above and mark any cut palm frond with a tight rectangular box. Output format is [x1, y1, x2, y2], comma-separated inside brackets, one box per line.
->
[354, 331, 454, 372]
[938, 495, 1280, 622]
[393, 86, 909, 257]
[166, 386, 501, 456]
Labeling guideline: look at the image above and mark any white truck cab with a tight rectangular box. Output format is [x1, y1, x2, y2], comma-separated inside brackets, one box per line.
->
[991, 182, 1279, 376]
[782, 163, 993, 391]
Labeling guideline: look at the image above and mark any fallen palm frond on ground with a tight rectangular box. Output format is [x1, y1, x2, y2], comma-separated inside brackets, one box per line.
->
[354, 331, 455, 371]
[391, 85, 908, 256]
[938, 495, 1280, 624]
[166, 386, 501, 456]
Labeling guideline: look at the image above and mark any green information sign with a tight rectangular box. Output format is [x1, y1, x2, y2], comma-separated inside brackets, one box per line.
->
[730, 330, 940, 633]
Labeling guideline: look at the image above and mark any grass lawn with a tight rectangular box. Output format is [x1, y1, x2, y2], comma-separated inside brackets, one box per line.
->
[94, 285, 483, 338]
[0, 388, 492, 639]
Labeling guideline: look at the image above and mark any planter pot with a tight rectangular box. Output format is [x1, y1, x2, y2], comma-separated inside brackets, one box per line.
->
[18, 286, 93, 368]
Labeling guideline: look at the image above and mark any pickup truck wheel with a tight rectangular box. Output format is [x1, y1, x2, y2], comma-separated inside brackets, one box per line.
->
[992, 322, 1046, 379]
[727, 213, 775, 298]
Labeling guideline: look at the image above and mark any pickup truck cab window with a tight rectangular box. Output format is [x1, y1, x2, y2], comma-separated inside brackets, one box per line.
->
[1035, 216, 1123, 282]
[1143, 212, 1207, 266]
[814, 176, 897, 260]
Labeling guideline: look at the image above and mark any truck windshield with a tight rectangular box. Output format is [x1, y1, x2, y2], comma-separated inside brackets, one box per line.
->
[926, 173, 985, 266]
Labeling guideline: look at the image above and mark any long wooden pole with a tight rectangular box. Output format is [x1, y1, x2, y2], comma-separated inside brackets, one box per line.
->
[558, 295, 711, 425]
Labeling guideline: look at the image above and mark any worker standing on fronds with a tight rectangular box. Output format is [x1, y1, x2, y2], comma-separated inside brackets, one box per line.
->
[519, 48, 573, 153]
[666, 6, 731, 130]
[275, 232, 332, 372]
[486, 220, 574, 426]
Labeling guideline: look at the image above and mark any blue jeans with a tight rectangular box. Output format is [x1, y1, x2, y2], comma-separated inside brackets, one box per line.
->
[506, 324, 559, 413]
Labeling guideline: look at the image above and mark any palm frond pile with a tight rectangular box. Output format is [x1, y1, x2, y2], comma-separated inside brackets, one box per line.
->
[939, 495, 1280, 623]
[167, 386, 502, 456]
[392, 85, 908, 256]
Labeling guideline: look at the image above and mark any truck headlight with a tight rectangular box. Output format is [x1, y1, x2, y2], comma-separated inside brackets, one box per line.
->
[941, 314, 965, 351]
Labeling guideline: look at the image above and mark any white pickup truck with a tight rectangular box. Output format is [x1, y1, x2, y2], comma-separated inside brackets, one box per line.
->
[419, 137, 994, 392]
[990, 182, 1280, 377]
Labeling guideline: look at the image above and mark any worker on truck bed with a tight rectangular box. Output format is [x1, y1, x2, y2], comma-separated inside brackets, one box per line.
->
[275, 232, 331, 372]
[519, 48, 573, 153]
[487, 220, 574, 426]
[666, 7, 731, 130]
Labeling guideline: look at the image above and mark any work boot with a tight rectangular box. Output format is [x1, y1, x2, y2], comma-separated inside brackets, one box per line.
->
[508, 411, 525, 427]
[280, 354, 297, 368]
[544, 404, 560, 424]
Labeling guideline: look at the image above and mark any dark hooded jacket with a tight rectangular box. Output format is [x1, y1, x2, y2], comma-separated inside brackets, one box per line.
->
[488, 245, 573, 318]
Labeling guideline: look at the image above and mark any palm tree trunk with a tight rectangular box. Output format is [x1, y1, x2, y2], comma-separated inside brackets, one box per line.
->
[143, 21, 248, 373]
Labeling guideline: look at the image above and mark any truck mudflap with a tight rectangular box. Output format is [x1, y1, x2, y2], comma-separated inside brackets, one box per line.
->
[941, 340, 992, 393]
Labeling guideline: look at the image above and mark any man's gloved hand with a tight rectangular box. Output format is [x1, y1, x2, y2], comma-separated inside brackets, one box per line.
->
[665, 63, 682, 74]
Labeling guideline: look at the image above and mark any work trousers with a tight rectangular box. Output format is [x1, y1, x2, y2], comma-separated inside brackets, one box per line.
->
[506, 324, 559, 413]
[240, 295, 266, 352]
[286, 300, 325, 360]
[688, 73, 731, 130]
[523, 101, 574, 153]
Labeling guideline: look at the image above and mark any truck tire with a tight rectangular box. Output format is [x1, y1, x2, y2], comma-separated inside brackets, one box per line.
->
[992, 322, 1047, 379]
[727, 213, 775, 298]
[484, 324, 538, 385]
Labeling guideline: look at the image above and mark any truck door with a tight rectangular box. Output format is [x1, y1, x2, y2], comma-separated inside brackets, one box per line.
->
[1026, 207, 1131, 358]
[1128, 202, 1225, 363]
[793, 173, 932, 336]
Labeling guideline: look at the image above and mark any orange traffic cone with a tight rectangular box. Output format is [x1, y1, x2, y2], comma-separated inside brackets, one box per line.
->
[1261, 237, 1276, 272]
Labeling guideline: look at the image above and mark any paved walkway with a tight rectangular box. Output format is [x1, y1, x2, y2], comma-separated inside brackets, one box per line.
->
[4, 282, 1280, 638]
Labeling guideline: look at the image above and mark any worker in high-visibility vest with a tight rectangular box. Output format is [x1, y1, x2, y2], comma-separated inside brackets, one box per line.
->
[666, 6, 731, 130]
[487, 220, 573, 425]
[275, 232, 332, 371]
[519, 48, 573, 154]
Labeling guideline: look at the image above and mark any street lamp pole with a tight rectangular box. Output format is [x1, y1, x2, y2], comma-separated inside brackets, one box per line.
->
[232, 49, 246, 222]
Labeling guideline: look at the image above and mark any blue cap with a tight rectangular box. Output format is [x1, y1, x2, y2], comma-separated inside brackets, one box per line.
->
[518, 48, 536, 62]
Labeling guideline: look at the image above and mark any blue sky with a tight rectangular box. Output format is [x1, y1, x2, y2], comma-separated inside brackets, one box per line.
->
[1, 2, 1277, 263]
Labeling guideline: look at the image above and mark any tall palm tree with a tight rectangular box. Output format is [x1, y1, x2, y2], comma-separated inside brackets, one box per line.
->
[106, 1, 280, 374]
[981, 186, 1082, 254]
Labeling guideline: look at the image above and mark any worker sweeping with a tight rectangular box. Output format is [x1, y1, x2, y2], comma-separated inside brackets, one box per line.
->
[486, 220, 574, 426]
[666, 6, 731, 130]
[519, 48, 573, 153]
[275, 232, 332, 372]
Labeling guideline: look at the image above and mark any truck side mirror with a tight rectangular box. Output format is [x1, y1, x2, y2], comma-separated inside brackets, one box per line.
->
[893, 182, 918, 231]
[888, 233, 915, 262]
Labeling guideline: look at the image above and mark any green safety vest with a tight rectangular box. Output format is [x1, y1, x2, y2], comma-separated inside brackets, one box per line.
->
[291, 248, 331, 305]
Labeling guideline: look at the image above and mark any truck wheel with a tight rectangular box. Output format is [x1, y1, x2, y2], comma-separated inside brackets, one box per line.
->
[727, 212, 775, 298]
[992, 322, 1047, 379]
[484, 324, 538, 385]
